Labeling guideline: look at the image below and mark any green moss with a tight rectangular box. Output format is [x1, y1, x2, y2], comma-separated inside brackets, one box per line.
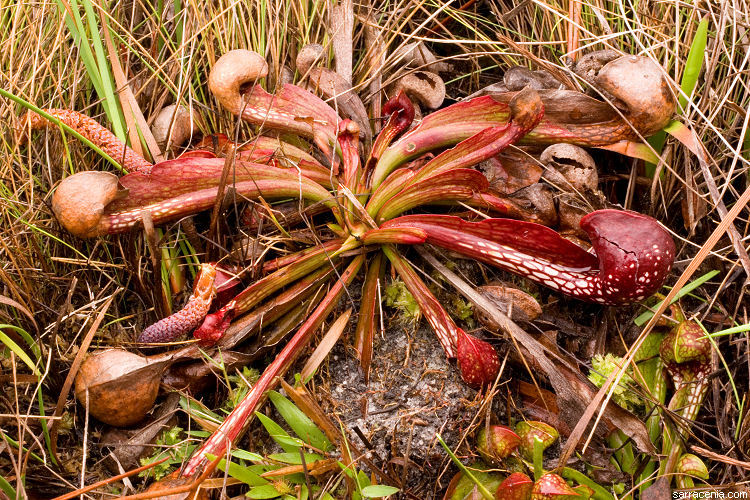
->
[587, 354, 643, 411]
[451, 296, 475, 328]
[385, 279, 421, 322]
[140, 426, 195, 480]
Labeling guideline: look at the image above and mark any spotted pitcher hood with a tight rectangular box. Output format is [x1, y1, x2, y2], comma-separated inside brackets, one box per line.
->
[381, 209, 675, 305]
[580, 209, 675, 303]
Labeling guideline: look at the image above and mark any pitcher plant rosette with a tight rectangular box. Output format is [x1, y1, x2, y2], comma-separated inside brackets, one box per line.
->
[18, 48, 677, 479]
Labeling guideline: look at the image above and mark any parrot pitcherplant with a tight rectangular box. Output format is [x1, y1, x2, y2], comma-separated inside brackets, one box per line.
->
[19, 48, 677, 480]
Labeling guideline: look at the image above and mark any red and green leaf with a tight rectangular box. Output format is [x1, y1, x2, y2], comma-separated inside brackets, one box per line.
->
[382, 214, 597, 269]
[336, 120, 362, 191]
[364, 91, 415, 173]
[598, 140, 659, 163]
[365, 168, 417, 218]
[242, 84, 340, 155]
[354, 254, 384, 381]
[184, 255, 365, 477]
[372, 96, 513, 187]
[110, 158, 334, 211]
[263, 239, 343, 274]
[196, 240, 354, 342]
[102, 177, 340, 235]
[372, 88, 544, 188]
[382, 245, 462, 357]
[404, 125, 517, 186]
[360, 227, 427, 246]
[376, 169, 489, 222]
[218, 265, 337, 349]
[197, 133, 325, 170]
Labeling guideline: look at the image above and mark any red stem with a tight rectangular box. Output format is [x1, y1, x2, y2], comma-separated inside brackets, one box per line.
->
[181, 255, 364, 477]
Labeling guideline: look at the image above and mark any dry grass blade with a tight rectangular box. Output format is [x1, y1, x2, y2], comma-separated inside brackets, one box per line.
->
[50, 456, 170, 500]
[0, 295, 38, 332]
[300, 307, 352, 380]
[362, 14, 385, 130]
[331, 0, 354, 84]
[99, 11, 163, 163]
[49, 292, 118, 460]
[690, 445, 750, 471]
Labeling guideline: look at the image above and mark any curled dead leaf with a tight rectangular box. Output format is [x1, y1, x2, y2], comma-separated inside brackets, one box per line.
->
[556, 193, 592, 237]
[509, 184, 558, 228]
[504, 66, 562, 91]
[479, 150, 543, 195]
[540, 143, 598, 193]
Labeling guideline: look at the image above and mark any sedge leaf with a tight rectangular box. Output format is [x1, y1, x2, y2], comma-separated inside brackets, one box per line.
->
[645, 16, 708, 177]
[206, 455, 269, 487]
[268, 391, 332, 451]
[679, 17, 709, 113]
[361, 485, 400, 498]
[232, 449, 265, 462]
[247, 484, 284, 499]
[0, 325, 40, 376]
[256, 412, 303, 453]
[0, 474, 16, 499]
[634, 270, 719, 326]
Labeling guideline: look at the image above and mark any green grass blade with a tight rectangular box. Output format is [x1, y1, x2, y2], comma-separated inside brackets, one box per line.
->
[0, 325, 40, 376]
[56, 0, 126, 140]
[698, 321, 743, 435]
[57, 0, 104, 93]
[80, 0, 126, 139]
[3, 322, 56, 466]
[634, 270, 720, 326]
[268, 391, 332, 452]
[436, 434, 494, 500]
[561, 468, 614, 500]
[0, 430, 44, 463]
[3, 323, 40, 361]
[35, 383, 57, 466]
[645, 16, 708, 177]
[0, 472, 17, 499]
[679, 17, 709, 113]
[173, 0, 183, 46]
[705, 323, 750, 338]
[645, 131, 667, 178]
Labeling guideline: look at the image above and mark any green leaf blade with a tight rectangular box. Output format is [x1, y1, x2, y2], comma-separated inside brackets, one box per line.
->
[679, 17, 709, 113]
[268, 391, 332, 452]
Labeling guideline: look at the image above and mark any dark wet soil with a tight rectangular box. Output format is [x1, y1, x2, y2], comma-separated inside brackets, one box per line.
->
[318, 320, 486, 499]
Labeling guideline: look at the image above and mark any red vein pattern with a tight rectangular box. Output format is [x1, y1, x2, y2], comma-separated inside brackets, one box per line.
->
[383, 209, 675, 305]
